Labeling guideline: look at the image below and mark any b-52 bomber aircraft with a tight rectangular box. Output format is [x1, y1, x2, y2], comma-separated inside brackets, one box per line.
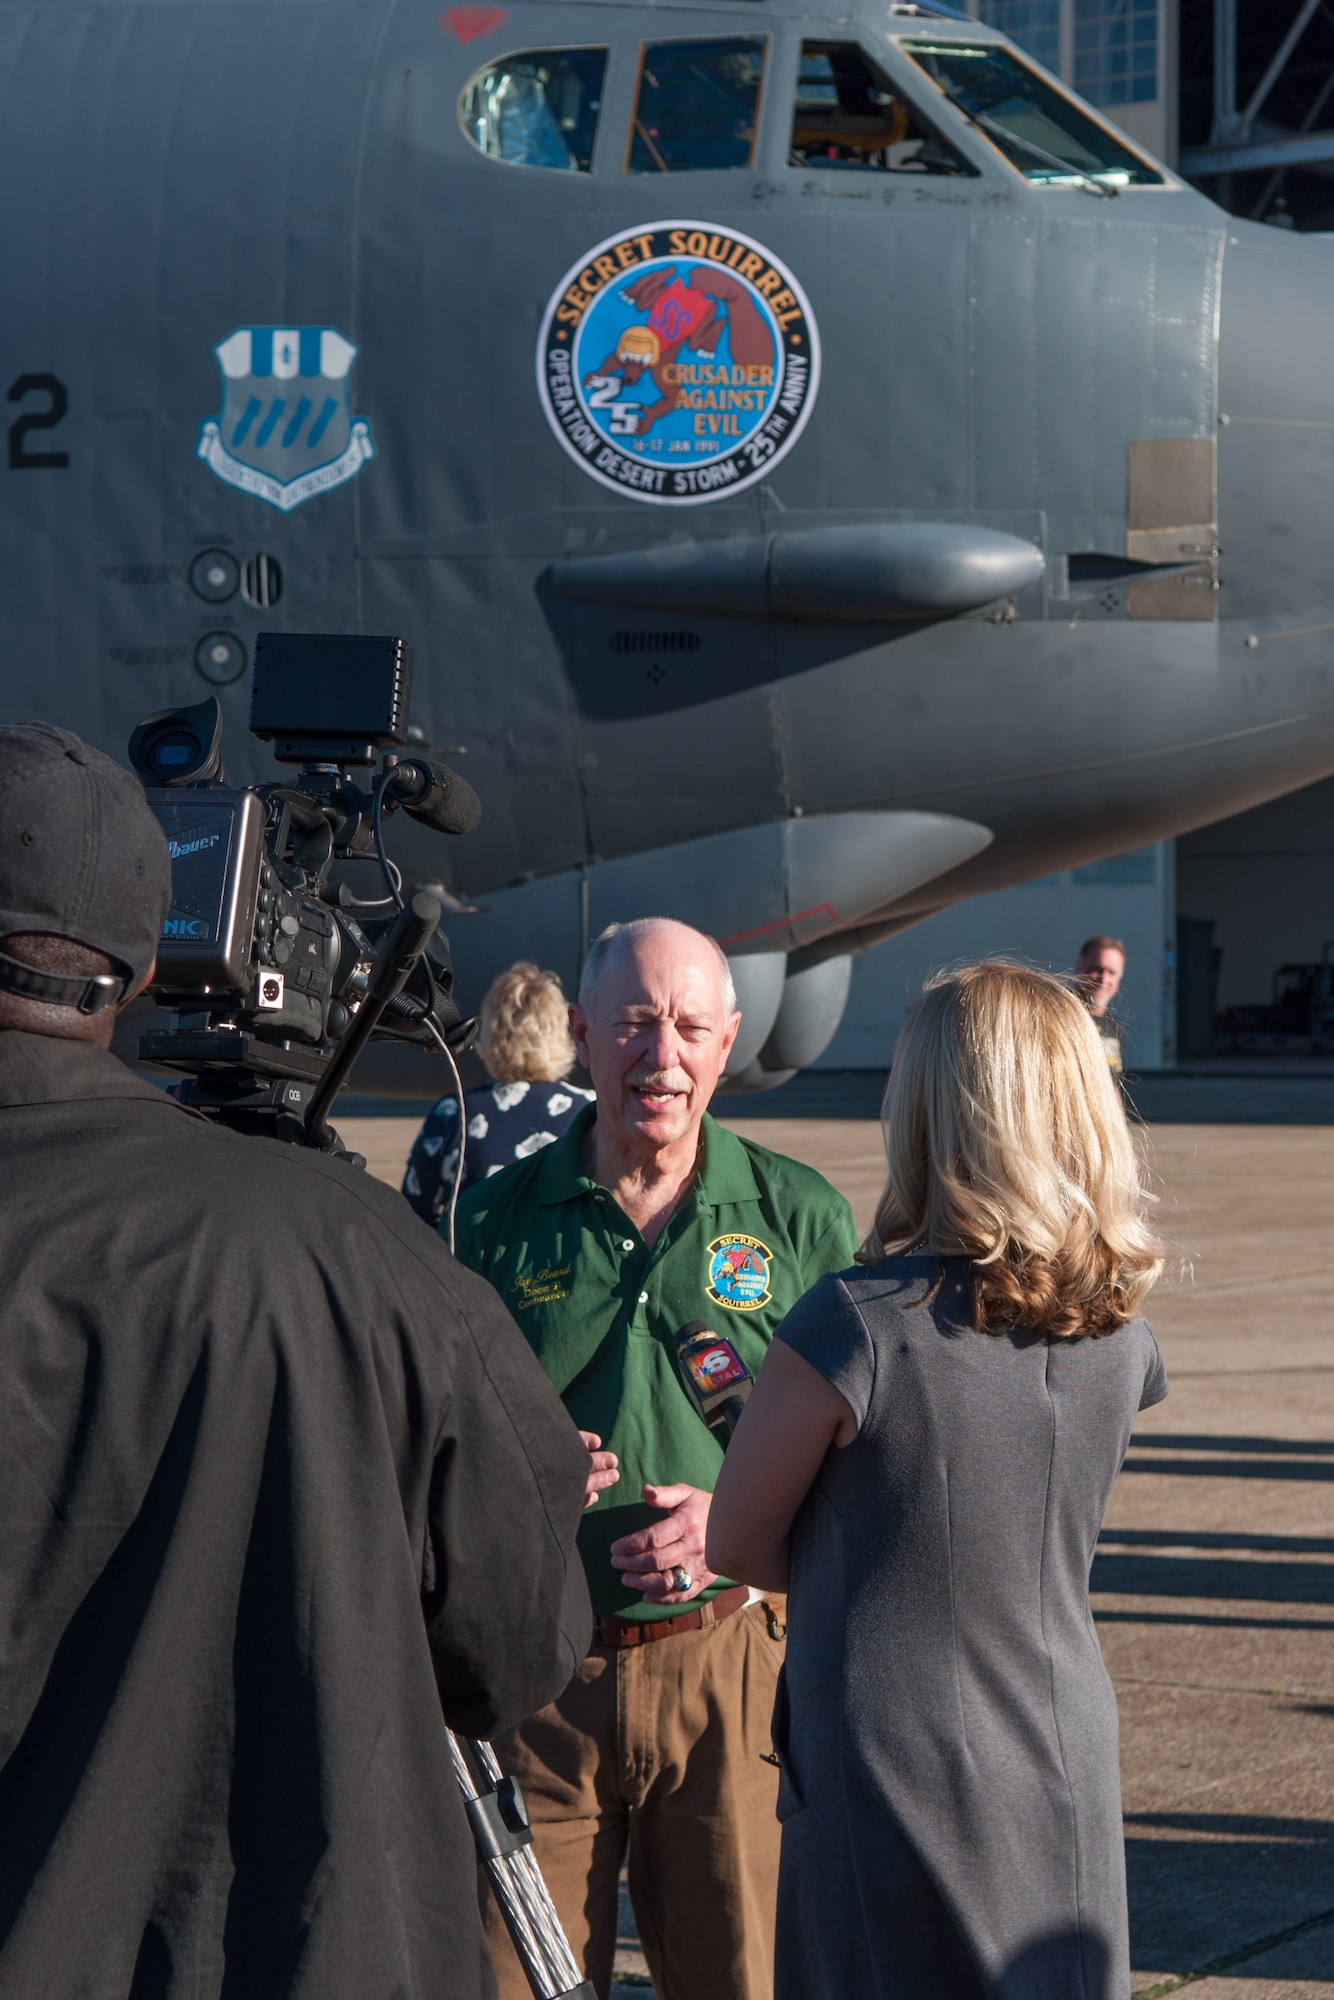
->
[4, 0, 1334, 1086]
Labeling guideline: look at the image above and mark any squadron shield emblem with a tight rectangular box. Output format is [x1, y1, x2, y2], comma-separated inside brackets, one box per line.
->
[537, 222, 820, 505]
[196, 326, 375, 512]
[705, 1234, 773, 1312]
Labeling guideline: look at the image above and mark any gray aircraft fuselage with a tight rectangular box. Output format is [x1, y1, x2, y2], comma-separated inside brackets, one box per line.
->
[4, 0, 1334, 1080]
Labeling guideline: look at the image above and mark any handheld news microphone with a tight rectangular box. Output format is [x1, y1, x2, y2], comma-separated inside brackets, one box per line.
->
[673, 1321, 755, 1446]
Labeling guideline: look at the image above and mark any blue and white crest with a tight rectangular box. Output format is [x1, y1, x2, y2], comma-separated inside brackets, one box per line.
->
[196, 326, 375, 512]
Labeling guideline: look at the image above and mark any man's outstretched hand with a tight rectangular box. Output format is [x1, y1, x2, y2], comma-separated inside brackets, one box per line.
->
[580, 1432, 620, 1510]
[609, 1482, 718, 1602]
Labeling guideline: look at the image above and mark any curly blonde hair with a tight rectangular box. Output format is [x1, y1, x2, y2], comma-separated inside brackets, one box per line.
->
[477, 961, 576, 1084]
[862, 960, 1163, 1337]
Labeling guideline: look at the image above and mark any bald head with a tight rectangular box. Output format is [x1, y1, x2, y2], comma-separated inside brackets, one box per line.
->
[570, 918, 742, 1164]
[578, 919, 736, 1017]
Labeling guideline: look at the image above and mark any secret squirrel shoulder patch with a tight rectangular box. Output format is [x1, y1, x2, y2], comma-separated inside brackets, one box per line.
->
[706, 1233, 772, 1312]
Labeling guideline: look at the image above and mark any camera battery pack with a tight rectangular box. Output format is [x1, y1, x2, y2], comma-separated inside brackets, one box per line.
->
[147, 788, 266, 991]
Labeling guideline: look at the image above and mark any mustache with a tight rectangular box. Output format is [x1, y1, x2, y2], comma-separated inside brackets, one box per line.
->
[628, 1069, 688, 1090]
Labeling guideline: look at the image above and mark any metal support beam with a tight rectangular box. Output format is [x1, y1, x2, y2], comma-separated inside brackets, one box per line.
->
[1186, 0, 1334, 188]
[1182, 127, 1334, 174]
[1211, 0, 1237, 204]
[1252, 51, 1334, 215]
[1238, 0, 1321, 134]
[1211, 0, 1237, 141]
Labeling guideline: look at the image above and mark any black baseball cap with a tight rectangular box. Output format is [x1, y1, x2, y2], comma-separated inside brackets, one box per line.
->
[0, 723, 171, 1012]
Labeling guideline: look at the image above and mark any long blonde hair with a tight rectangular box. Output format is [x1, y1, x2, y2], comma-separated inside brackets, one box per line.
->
[862, 960, 1162, 1337]
[477, 962, 576, 1083]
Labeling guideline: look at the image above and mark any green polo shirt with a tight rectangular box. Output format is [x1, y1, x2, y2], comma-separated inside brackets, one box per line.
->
[452, 1107, 857, 1623]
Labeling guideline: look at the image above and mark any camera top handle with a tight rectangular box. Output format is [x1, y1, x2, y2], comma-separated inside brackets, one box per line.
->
[304, 889, 441, 1147]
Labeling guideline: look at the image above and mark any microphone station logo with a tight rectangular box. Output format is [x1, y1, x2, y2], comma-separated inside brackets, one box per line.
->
[684, 1337, 751, 1394]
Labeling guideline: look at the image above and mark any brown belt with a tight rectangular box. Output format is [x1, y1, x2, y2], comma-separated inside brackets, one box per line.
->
[594, 1583, 753, 1649]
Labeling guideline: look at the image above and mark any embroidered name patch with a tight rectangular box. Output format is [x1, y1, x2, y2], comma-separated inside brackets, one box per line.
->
[511, 1264, 572, 1310]
[705, 1234, 772, 1312]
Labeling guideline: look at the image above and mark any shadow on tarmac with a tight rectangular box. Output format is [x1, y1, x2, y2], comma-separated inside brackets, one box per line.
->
[1126, 1812, 1334, 1985]
[1094, 1444, 1334, 1624]
[1093, 1532, 1334, 1620]
[1125, 1436, 1334, 1457]
[1118, 1433, 1334, 1481]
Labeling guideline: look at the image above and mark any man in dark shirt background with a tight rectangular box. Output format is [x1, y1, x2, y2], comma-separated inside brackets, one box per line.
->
[0, 724, 591, 1999]
[1075, 932, 1127, 1075]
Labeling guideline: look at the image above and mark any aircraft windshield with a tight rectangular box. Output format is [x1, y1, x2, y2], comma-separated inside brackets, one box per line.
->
[791, 41, 975, 175]
[461, 48, 607, 172]
[901, 42, 1163, 187]
[629, 39, 766, 173]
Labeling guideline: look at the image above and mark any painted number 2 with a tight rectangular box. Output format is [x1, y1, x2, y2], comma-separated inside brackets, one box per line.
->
[8, 373, 69, 469]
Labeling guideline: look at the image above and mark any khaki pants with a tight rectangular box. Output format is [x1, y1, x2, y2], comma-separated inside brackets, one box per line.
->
[484, 1599, 785, 2000]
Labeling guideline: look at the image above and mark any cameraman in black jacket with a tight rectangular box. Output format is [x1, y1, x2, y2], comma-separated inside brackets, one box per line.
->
[0, 724, 592, 1999]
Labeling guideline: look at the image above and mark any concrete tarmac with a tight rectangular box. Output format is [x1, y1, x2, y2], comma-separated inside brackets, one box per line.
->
[342, 1107, 1334, 1999]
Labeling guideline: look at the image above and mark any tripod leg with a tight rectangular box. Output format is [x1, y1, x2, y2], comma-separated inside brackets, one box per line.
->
[448, 1731, 596, 2000]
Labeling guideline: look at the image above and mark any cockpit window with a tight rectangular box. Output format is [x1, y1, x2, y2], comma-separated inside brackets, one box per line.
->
[629, 39, 766, 174]
[902, 41, 1163, 187]
[791, 42, 976, 175]
[461, 48, 607, 172]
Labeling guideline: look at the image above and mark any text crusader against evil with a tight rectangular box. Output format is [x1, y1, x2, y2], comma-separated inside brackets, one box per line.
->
[538, 222, 820, 505]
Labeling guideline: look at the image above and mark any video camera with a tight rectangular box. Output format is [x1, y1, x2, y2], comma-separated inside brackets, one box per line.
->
[129, 632, 481, 1145]
[127, 637, 601, 2000]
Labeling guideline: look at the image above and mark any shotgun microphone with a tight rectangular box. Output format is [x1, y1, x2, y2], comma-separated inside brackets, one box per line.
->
[385, 756, 482, 836]
[673, 1321, 755, 1445]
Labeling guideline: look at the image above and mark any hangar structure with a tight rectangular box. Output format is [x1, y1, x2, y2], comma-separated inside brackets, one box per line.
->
[971, 0, 1334, 216]
[823, 0, 1334, 1075]
[971, 0, 1177, 166]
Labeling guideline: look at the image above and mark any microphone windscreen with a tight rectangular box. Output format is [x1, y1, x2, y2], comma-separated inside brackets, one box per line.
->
[405, 766, 482, 836]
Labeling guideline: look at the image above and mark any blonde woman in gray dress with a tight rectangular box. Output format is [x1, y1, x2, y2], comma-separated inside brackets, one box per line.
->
[709, 961, 1165, 2000]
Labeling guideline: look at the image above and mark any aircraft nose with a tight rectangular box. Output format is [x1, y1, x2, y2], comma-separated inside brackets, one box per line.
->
[1217, 225, 1334, 627]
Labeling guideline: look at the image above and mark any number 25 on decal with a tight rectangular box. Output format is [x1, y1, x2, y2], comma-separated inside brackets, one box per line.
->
[7, 374, 70, 469]
[585, 378, 640, 436]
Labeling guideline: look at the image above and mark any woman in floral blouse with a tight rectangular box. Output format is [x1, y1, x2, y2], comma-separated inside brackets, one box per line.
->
[402, 960, 594, 1226]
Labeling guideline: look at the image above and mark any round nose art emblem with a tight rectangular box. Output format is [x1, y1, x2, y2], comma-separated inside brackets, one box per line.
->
[537, 221, 820, 506]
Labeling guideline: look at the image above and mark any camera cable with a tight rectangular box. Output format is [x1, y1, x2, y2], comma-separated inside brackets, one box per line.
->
[424, 1015, 468, 1254]
[371, 774, 406, 912]
[338, 863, 402, 911]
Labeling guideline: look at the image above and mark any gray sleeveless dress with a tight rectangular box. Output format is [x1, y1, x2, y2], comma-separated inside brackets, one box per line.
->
[773, 1256, 1167, 2000]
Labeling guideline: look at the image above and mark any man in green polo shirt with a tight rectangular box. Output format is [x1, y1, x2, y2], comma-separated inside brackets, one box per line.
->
[453, 917, 856, 2000]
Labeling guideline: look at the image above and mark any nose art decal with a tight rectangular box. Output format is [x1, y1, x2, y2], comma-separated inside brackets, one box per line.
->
[538, 222, 820, 506]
